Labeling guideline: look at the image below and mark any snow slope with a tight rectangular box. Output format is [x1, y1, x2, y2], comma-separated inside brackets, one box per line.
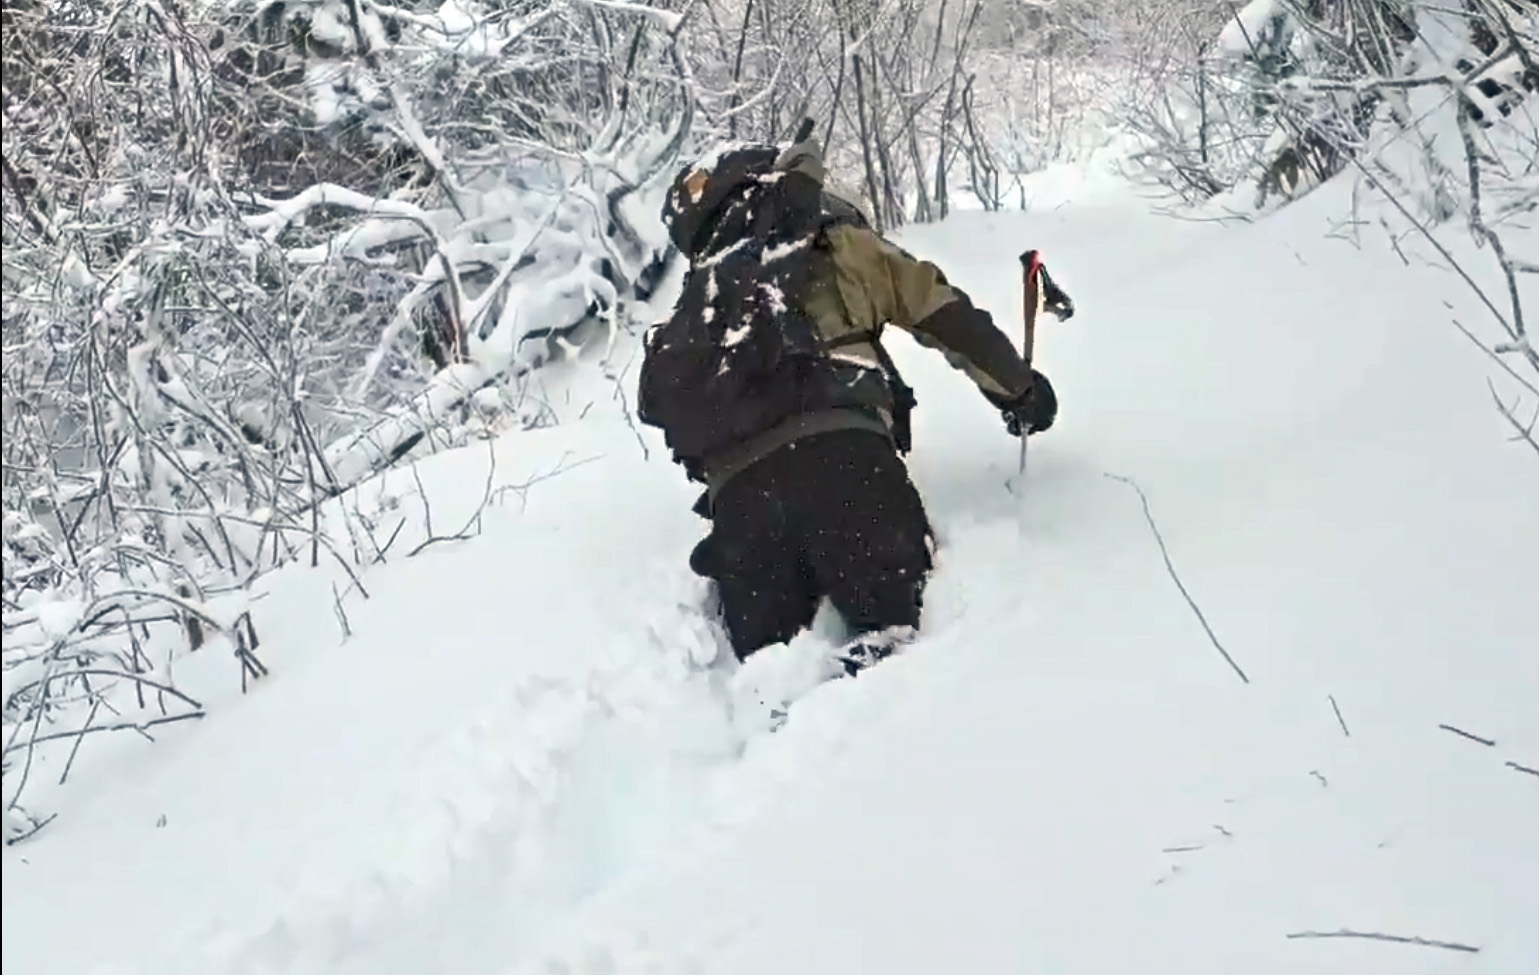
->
[4, 162, 1536, 975]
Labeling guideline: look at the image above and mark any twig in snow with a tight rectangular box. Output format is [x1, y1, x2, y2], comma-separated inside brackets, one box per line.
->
[1438, 723, 1496, 747]
[1104, 473, 1250, 684]
[1323, 695, 1348, 732]
[607, 361, 650, 461]
[58, 698, 103, 785]
[410, 462, 434, 541]
[6, 685, 51, 813]
[1489, 379, 1539, 457]
[1, 712, 205, 759]
[5, 810, 58, 846]
[491, 453, 603, 512]
[6, 669, 205, 719]
[1451, 319, 1539, 399]
[407, 437, 497, 557]
[374, 517, 408, 564]
[332, 582, 352, 640]
[1285, 929, 1479, 953]
[1507, 761, 1539, 779]
[1328, 694, 1349, 736]
[235, 612, 268, 692]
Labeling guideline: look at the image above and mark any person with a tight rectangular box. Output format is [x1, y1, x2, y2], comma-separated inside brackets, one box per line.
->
[637, 128, 1071, 673]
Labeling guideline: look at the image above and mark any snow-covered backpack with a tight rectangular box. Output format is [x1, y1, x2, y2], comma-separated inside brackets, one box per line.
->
[638, 145, 853, 478]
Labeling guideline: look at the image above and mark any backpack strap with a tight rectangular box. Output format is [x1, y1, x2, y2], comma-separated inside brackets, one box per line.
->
[821, 329, 917, 454]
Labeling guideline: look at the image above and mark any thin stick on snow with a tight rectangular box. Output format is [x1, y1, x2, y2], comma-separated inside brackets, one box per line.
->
[1507, 761, 1539, 779]
[1438, 723, 1496, 747]
[491, 452, 603, 512]
[1285, 929, 1479, 953]
[1489, 379, 1539, 457]
[410, 462, 435, 541]
[57, 698, 102, 785]
[332, 582, 353, 641]
[407, 437, 497, 557]
[1329, 695, 1349, 737]
[607, 355, 650, 461]
[7, 685, 51, 812]
[8, 669, 206, 714]
[1105, 473, 1250, 684]
[5, 810, 58, 846]
[0, 712, 204, 759]
[1451, 318, 1539, 400]
[374, 518, 408, 564]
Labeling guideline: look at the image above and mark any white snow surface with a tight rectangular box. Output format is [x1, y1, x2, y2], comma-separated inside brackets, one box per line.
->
[5, 163, 1537, 975]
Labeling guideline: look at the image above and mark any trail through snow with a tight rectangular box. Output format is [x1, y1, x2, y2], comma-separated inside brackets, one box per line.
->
[4, 164, 1536, 975]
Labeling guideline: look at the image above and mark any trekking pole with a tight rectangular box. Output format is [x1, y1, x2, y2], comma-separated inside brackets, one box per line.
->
[1016, 249, 1044, 483]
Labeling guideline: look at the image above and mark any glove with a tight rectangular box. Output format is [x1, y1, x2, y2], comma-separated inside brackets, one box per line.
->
[992, 370, 1057, 437]
[775, 137, 825, 183]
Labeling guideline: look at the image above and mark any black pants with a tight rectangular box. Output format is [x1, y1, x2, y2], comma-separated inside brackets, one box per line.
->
[690, 429, 933, 659]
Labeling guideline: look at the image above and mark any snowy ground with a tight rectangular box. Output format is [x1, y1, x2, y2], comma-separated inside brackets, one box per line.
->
[4, 160, 1536, 975]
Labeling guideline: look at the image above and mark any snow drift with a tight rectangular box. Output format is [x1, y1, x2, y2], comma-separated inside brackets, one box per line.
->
[3, 158, 1536, 975]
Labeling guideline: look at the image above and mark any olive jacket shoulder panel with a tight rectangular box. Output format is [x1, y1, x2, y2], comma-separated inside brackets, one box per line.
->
[807, 224, 1033, 400]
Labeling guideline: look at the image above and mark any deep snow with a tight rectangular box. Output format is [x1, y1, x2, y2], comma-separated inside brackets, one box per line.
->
[4, 160, 1536, 975]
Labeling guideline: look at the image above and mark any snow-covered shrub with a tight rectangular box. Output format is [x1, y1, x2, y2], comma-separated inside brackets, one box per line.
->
[1, 0, 696, 838]
[1111, 0, 1535, 448]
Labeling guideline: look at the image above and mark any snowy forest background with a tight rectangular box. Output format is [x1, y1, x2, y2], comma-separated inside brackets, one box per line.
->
[2, 0, 1534, 841]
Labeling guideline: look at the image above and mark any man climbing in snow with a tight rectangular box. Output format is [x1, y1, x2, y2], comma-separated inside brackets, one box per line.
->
[638, 124, 1071, 674]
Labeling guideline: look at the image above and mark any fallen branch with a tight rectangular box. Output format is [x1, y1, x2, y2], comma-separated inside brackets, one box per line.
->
[1285, 929, 1479, 953]
[1438, 722, 1496, 746]
[1329, 694, 1350, 737]
[1508, 761, 1539, 779]
[2, 711, 205, 759]
[1105, 473, 1250, 684]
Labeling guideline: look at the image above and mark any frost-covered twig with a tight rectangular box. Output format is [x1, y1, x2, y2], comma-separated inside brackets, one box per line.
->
[1105, 473, 1251, 684]
[572, 0, 684, 33]
[1286, 929, 1480, 953]
[1, 711, 205, 760]
[1454, 97, 1533, 373]
[7, 669, 205, 715]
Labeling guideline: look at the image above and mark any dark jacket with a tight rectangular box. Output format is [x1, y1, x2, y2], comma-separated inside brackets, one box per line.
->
[697, 214, 1035, 497]
[647, 149, 1035, 499]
